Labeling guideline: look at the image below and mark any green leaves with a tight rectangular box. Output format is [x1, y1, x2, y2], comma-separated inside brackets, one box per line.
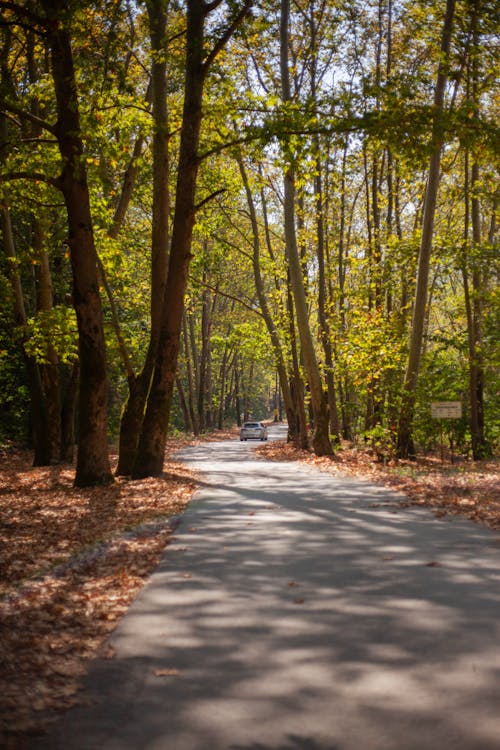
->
[23, 307, 78, 365]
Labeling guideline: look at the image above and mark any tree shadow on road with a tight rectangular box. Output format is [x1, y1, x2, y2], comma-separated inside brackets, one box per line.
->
[231, 735, 340, 750]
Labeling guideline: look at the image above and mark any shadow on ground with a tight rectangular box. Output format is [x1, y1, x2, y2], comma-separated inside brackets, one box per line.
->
[32, 435, 500, 750]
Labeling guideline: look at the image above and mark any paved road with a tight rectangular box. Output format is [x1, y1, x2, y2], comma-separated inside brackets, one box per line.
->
[33, 425, 500, 750]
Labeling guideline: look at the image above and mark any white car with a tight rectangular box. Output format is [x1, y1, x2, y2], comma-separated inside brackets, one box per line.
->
[240, 421, 268, 441]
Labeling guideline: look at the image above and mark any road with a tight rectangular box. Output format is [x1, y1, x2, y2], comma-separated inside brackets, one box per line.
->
[33, 424, 500, 750]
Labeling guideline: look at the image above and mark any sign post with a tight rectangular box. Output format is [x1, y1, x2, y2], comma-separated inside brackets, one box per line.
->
[431, 402, 462, 462]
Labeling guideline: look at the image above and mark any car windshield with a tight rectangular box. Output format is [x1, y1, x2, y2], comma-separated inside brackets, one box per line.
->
[243, 423, 260, 428]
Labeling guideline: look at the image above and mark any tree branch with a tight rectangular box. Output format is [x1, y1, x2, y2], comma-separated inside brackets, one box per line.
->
[203, 1, 253, 74]
[194, 187, 226, 213]
[203, 0, 224, 14]
[1, 170, 59, 188]
[189, 275, 263, 318]
[0, 99, 56, 135]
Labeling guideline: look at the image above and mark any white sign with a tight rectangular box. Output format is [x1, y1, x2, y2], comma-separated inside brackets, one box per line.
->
[431, 401, 462, 419]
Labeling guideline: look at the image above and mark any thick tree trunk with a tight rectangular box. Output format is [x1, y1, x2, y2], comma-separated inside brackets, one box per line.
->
[116, 368, 154, 475]
[116, 0, 170, 475]
[133, 0, 252, 476]
[44, 2, 112, 485]
[132, 0, 206, 477]
[397, 0, 455, 458]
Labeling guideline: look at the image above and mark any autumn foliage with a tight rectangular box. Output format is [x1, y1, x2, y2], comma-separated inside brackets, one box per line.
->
[0, 444, 197, 747]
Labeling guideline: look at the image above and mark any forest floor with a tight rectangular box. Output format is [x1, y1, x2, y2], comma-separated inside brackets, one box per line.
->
[1, 428, 498, 748]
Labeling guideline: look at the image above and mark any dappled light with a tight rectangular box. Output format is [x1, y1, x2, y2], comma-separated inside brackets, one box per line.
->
[33, 432, 500, 749]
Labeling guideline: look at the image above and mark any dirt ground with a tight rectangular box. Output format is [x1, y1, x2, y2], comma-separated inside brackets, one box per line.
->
[1, 428, 498, 748]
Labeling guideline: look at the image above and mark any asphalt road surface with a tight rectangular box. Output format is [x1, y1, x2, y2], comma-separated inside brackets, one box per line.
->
[32, 424, 500, 750]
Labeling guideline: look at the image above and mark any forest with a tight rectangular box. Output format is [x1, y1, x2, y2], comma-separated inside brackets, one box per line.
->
[0, 0, 498, 486]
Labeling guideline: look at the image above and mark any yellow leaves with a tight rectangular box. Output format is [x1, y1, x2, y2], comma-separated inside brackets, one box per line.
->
[338, 307, 406, 391]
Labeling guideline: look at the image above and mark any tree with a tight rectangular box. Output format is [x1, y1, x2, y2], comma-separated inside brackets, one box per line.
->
[132, 0, 252, 477]
[1, 1, 113, 484]
[280, 0, 332, 456]
[460, 0, 493, 459]
[397, 0, 456, 458]
[237, 155, 296, 433]
[116, 0, 171, 475]
[41, 0, 113, 485]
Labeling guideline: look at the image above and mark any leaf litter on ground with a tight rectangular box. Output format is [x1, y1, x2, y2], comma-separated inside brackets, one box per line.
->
[0, 431, 210, 747]
[1, 426, 498, 748]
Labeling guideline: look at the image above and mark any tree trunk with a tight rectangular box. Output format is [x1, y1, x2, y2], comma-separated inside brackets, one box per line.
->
[308, 7, 340, 441]
[280, 0, 332, 457]
[34, 219, 62, 462]
[116, 0, 170, 475]
[183, 312, 199, 435]
[463, 166, 487, 459]
[133, 0, 252, 476]
[462, 2, 489, 460]
[60, 361, 79, 463]
[176, 376, 193, 433]
[397, 0, 455, 458]
[197, 279, 212, 432]
[44, 1, 112, 485]
[217, 342, 230, 430]
[287, 283, 309, 449]
[132, 0, 206, 476]
[313, 148, 340, 441]
[234, 356, 242, 426]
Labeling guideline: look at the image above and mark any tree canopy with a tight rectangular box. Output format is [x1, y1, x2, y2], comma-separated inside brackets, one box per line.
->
[1, 0, 498, 483]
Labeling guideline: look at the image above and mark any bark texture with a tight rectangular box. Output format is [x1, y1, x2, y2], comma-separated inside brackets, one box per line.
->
[44, 0, 112, 485]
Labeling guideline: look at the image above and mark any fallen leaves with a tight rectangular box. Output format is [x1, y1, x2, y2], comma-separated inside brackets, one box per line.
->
[1, 432, 497, 747]
[153, 668, 181, 677]
[0, 447, 197, 747]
